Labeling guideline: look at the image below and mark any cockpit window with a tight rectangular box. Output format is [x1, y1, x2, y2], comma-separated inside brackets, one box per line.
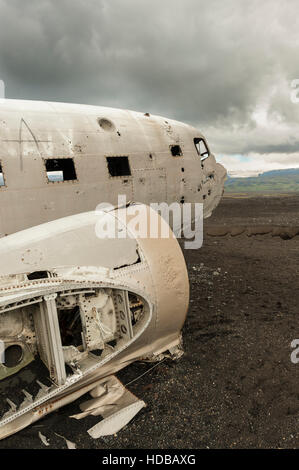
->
[194, 138, 210, 161]
[0, 163, 5, 187]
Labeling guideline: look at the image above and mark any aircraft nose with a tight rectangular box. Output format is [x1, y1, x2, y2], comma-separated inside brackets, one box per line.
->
[216, 161, 228, 184]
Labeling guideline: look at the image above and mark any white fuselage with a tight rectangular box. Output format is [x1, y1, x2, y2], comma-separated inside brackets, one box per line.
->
[0, 99, 226, 236]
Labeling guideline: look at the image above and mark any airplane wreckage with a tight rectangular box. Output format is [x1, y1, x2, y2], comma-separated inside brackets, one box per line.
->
[0, 99, 226, 440]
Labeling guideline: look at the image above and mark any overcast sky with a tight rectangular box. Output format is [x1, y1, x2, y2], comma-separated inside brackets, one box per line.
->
[0, 0, 298, 175]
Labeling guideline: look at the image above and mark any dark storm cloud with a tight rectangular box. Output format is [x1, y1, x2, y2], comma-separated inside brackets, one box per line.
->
[0, 0, 298, 163]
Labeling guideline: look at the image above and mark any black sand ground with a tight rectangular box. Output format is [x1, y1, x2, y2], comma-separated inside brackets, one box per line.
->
[1, 194, 299, 449]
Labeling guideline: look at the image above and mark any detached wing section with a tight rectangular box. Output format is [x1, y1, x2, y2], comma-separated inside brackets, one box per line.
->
[0, 204, 189, 439]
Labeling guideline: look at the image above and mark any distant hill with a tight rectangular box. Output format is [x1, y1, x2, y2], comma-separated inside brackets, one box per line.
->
[225, 168, 299, 193]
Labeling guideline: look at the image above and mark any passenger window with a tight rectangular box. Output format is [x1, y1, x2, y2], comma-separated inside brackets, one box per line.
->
[45, 158, 77, 182]
[0, 163, 5, 187]
[106, 156, 131, 177]
[170, 145, 183, 157]
[194, 138, 210, 161]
